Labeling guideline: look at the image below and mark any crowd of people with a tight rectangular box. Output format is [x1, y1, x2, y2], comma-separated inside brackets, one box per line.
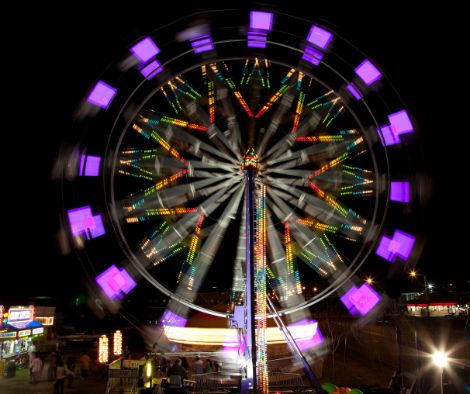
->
[28, 349, 92, 393]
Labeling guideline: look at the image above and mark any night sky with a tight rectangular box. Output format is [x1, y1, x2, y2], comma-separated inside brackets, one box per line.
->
[2, 2, 468, 305]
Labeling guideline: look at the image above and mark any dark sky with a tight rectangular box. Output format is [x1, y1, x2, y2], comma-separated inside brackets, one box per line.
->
[1, 3, 467, 304]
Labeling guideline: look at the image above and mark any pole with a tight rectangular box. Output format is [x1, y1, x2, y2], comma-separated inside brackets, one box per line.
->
[424, 275, 429, 317]
[245, 166, 257, 393]
[440, 367, 444, 394]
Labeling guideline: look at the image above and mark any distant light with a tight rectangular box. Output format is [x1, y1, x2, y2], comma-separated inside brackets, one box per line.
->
[313, 287, 318, 292]
[139, 60, 163, 79]
[376, 229, 415, 262]
[212, 286, 217, 289]
[432, 351, 448, 368]
[250, 11, 274, 31]
[390, 181, 411, 203]
[346, 82, 363, 100]
[87, 81, 116, 109]
[306, 25, 333, 49]
[409, 270, 417, 277]
[427, 283, 434, 289]
[355, 59, 382, 86]
[130, 37, 160, 63]
[366, 277, 373, 284]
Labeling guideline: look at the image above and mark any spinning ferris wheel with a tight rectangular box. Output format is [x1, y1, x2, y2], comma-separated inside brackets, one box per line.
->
[61, 7, 424, 393]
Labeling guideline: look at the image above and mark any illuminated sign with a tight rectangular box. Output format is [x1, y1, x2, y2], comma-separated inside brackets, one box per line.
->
[0, 305, 4, 325]
[0, 331, 17, 339]
[32, 327, 44, 335]
[18, 330, 31, 337]
[36, 317, 54, 326]
[8, 307, 34, 324]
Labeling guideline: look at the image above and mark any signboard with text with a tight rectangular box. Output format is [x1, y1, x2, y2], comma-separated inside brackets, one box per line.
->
[8, 306, 34, 328]
[0, 331, 17, 339]
[18, 330, 32, 337]
[32, 327, 44, 335]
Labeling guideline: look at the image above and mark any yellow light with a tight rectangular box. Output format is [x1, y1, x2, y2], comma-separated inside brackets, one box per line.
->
[432, 351, 448, 368]
[98, 335, 109, 364]
[113, 330, 122, 356]
[146, 361, 152, 377]
[366, 277, 373, 284]
[163, 324, 318, 345]
[410, 270, 417, 277]
[313, 287, 318, 292]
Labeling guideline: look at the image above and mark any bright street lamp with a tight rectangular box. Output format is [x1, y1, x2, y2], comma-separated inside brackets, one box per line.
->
[432, 351, 448, 368]
[432, 350, 448, 394]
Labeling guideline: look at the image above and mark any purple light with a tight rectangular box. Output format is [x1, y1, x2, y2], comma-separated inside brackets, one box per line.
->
[378, 110, 414, 146]
[79, 155, 101, 176]
[340, 285, 359, 314]
[349, 283, 381, 316]
[248, 32, 268, 48]
[191, 35, 214, 54]
[250, 11, 274, 31]
[390, 181, 410, 203]
[355, 59, 382, 86]
[67, 206, 106, 240]
[288, 319, 324, 351]
[376, 229, 416, 262]
[96, 265, 136, 299]
[161, 310, 187, 328]
[301, 46, 324, 66]
[346, 82, 363, 100]
[388, 110, 413, 135]
[139, 60, 163, 79]
[378, 124, 399, 146]
[87, 81, 117, 109]
[306, 25, 333, 49]
[130, 37, 160, 63]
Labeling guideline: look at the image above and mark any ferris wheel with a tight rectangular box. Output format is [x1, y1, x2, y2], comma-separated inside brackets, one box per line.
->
[61, 7, 424, 392]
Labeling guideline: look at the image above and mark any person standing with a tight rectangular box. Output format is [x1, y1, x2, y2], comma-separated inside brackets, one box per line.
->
[79, 352, 91, 379]
[54, 358, 67, 394]
[30, 353, 43, 384]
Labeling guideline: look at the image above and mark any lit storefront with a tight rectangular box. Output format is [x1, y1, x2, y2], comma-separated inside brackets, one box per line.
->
[407, 301, 469, 317]
[0, 306, 44, 359]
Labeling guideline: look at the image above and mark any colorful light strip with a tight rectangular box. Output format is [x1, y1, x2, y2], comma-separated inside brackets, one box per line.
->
[126, 207, 197, 223]
[296, 135, 345, 143]
[255, 68, 295, 118]
[178, 213, 205, 290]
[255, 184, 268, 393]
[210, 63, 254, 117]
[143, 169, 188, 197]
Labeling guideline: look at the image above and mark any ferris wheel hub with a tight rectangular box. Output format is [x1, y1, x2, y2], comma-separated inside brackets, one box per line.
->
[242, 148, 259, 172]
